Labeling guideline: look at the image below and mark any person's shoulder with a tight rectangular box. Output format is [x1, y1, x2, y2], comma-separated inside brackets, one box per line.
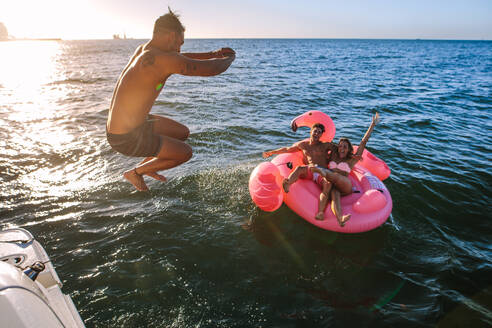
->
[323, 141, 336, 149]
[295, 140, 308, 148]
[139, 46, 178, 64]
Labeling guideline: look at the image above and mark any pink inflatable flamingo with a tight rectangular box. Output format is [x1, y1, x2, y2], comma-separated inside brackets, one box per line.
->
[249, 111, 393, 233]
[248, 162, 284, 212]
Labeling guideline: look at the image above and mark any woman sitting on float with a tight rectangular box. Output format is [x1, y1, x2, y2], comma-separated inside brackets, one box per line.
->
[311, 112, 380, 226]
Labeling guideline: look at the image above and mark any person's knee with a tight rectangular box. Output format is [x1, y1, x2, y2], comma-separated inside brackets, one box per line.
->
[293, 166, 304, 173]
[297, 166, 308, 175]
[180, 145, 193, 163]
[181, 126, 190, 141]
[289, 166, 303, 179]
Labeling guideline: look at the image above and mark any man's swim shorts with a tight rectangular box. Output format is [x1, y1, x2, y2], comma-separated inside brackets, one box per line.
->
[106, 118, 162, 157]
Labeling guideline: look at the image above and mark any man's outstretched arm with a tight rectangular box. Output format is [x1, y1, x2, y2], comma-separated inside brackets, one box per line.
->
[153, 50, 235, 77]
[182, 48, 235, 60]
[263, 143, 302, 158]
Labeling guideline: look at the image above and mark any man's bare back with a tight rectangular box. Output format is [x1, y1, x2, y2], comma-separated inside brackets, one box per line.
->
[106, 10, 235, 191]
[107, 45, 166, 134]
[108, 43, 235, 135]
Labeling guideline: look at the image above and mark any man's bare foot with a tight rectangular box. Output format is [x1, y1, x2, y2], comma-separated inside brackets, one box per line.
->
[123, 169, 149, 191]
[338, 214, 351, 227]
[315, 212, 324, 221]
[146, 172, 167, 182]
[282, 179, 290, 193]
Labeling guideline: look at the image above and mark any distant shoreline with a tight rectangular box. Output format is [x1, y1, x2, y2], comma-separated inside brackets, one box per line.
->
[1, 38, 62, 41]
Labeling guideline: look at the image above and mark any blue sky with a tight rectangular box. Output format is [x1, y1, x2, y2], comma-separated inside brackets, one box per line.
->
[1, 0, 491, 39]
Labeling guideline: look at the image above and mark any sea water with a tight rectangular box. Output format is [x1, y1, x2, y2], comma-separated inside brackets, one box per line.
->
[0, 39, 491, 327]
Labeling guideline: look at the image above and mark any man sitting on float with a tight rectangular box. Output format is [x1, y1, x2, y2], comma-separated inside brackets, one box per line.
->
[263, 123, 337, 222]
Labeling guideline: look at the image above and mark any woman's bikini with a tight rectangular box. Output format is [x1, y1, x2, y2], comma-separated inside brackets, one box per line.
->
[328, 161, 351, 174]
[323, 159, 353, 195]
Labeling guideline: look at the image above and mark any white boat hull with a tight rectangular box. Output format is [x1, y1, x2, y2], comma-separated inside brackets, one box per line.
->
[0, 228, 84, 328]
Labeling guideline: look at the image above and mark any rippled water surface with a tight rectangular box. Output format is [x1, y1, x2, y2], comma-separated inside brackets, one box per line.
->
[0, 39, 491, 327]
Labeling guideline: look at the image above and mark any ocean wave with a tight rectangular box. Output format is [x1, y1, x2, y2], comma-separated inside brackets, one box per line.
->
[46, 77, 108, 85]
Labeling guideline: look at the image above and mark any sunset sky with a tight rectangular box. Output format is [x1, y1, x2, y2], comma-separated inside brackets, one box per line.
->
[1, 0, 491, 40]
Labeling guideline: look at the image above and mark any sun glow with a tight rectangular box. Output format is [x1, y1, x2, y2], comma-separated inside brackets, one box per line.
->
[0, 0, 135, 40]
[2, 0, 68, 39]
[0, 41, 61, 91]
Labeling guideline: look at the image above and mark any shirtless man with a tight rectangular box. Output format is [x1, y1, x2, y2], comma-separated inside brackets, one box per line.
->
[107, 8, 235, 191]
[262, 123, 337, 220]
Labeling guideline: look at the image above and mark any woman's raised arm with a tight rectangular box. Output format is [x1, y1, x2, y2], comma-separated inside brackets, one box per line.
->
[355, 112, 380, 157]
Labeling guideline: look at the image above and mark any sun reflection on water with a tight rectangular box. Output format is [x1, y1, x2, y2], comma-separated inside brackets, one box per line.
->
[0, 42, 73, 154]
[0, 41, 104, 197]
[0, 40, 67, 125]
[0, 41, 64, 96]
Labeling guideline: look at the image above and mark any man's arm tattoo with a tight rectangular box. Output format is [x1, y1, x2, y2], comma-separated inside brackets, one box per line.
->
[181, 63, 197, 74]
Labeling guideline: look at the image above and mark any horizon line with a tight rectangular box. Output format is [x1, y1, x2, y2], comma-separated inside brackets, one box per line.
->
[3, 37, 491, 42]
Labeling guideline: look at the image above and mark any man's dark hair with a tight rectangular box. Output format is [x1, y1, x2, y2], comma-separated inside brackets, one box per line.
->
[153, 7, 185, 35]
[312, 123, 325, 133]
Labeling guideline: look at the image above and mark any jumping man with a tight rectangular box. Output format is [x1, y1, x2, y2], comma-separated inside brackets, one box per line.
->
[107, 8, 235, 191]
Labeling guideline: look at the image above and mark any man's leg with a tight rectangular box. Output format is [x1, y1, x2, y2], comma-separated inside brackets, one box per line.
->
[137, 157, 167, 182]
[283, 166, 308, 193]
[315, 179, 332, 221]
[137, 115, 190, 183]
[150, 114, 190, 141]
[124, 135, 192, 191]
